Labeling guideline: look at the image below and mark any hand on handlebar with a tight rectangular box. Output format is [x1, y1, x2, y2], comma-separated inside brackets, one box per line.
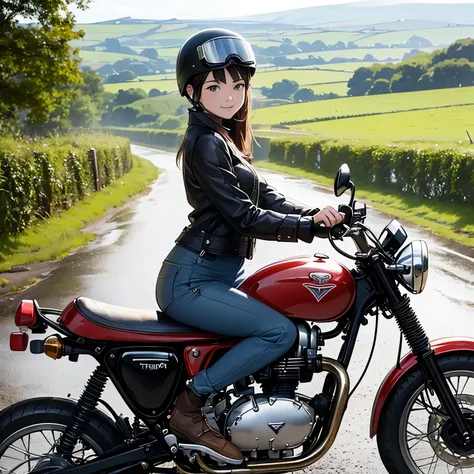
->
[313, 206, 344, 228]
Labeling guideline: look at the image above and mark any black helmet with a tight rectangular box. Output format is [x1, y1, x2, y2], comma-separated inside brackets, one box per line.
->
[176, 28, 256, 97]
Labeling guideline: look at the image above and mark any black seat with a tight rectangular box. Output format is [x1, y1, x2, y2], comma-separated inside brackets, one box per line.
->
[75, 297, 205, 334]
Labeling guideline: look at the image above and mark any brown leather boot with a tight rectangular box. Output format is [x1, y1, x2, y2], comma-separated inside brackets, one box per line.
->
[170, 388, 243, 462]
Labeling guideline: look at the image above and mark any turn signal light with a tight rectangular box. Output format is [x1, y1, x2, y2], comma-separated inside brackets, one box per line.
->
[14, 300, 37, 327]
[10, 332, 29, 351]
[44, 336, 64, 360]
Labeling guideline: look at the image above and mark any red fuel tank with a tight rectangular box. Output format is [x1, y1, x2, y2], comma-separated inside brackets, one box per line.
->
[239, 255, 356, 322]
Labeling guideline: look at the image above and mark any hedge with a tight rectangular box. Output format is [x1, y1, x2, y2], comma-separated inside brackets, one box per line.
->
[0, 135, 132, 236]
[269, 138, 474, 205]
[109, 127, 270, 161]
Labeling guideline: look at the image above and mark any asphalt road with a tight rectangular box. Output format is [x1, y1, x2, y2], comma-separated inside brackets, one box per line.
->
[1, 145, 473, 472]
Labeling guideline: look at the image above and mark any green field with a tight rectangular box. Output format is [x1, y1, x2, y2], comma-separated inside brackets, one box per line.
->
[147, 27, 200, 40]
[252, 86, 474, 125]
[104, 79, 178, 94]
[355, 26, 474, 47]
[126, 94, 188, 116]
[275, 32, 365, 44]
[314, 62, 376, 72]
[286, 47, 433, 61]
[305, 82, 349, 96]
[290, 104, 474, 142]
[79, 50, 151, 69]
[250, 69, 353, 87]
[76, 24, 159, 41]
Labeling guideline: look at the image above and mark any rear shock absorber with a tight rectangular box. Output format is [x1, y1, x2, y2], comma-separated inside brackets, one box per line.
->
[58, 366, 109, 455]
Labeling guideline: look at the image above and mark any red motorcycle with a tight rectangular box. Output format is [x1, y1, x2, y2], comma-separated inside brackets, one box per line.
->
[2, 164, 474, 474]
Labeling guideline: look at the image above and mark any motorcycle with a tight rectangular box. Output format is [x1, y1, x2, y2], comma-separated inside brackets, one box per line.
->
[2, 164, 474, 474]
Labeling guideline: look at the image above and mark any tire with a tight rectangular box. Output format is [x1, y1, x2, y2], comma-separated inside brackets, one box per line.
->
[0, 397, 124, 472]
[377, 353, 474, 474]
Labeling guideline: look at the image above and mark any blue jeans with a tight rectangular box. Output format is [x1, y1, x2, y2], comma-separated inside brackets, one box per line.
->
[155, 244, 297, 396]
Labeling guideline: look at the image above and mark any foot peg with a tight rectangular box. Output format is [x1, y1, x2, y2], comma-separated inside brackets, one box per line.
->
[180, 443, 244, 465]
[165, 434, 243, 465]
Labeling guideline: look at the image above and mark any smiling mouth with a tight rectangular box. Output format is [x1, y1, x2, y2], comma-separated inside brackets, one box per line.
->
[221, 106, 234, 109]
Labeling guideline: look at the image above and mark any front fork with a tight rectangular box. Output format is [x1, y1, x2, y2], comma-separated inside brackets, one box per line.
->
[372, 258, 474, 446]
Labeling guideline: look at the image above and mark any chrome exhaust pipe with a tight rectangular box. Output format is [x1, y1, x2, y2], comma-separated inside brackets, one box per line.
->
[177, 357, 349, 474]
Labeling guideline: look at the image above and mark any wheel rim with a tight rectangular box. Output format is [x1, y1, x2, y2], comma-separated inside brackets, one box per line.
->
[0, 423, 103, 474]
[399, 369, 474, 474]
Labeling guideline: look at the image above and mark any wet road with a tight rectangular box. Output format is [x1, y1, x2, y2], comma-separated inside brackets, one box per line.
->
[1, 145, 474, 472]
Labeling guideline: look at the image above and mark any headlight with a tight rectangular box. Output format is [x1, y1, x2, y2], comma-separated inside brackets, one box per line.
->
[396, 240, 429, 294]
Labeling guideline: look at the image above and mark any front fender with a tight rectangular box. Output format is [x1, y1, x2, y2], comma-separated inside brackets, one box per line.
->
[370, 337, 474, 438]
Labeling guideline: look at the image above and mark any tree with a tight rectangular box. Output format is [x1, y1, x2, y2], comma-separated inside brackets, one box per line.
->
[368, 78, 391, 95]
[126, 62, 151, 76]
[261, 80, 300, 100]
[347, 67, 375, 96]
[311, 40, 327, 52]
[294, 88, 317, 102]
[296, 41, 312, 52]
[149, 88, 165, 97]
[104, 38, 121, 53]
[109, 106, 139, 126]
[141, 48, 159, 59]
[115, 89, 148, 106]
[0, 0, 90, 129]
[117, 70, 136, 82]
[390, 64, 425, 93]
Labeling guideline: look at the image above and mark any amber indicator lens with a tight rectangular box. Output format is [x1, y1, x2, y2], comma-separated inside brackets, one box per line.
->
[44, 336, 64, 359]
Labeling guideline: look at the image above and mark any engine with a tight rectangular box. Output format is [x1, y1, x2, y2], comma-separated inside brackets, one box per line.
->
[225, 395, 315, 453]
[220, 323, 324, 457]
[254, 323, 323, 397]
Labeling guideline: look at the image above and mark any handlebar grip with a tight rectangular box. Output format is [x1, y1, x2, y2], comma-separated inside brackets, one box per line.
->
[312, 223, 329, 239]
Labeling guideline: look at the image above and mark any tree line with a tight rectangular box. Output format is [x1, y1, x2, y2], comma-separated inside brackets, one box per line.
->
[347, 38, 474, 96]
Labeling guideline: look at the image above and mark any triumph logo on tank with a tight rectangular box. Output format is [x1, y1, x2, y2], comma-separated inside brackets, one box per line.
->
[303, 283, 336, 302]
[139, 362, 167, 370]
[309, 272, 332, 284]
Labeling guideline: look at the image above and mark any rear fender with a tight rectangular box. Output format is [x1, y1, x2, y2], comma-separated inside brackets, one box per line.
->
[370, 337, 474, 438]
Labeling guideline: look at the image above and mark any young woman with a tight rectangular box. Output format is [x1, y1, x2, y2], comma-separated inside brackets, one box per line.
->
[155, 28, 343, 461]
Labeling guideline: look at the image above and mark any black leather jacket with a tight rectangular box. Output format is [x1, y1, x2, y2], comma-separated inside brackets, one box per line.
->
[175, 110, 319, 259]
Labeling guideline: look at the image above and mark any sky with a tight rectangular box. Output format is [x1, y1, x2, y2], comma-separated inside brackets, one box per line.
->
[72, 0, 474, 23]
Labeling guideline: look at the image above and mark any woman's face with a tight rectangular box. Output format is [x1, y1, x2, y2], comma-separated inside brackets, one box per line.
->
[187, 68, 247, 121]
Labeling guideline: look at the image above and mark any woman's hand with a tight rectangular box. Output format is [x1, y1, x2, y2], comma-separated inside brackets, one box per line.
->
[313, 206, 344, 228]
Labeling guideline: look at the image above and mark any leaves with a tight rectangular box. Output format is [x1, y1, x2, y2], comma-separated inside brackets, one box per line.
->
[0, 0, 90, 130]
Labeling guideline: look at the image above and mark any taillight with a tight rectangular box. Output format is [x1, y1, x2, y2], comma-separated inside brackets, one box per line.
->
[14, 300, 37, 327]
[10, 332, 29, 351]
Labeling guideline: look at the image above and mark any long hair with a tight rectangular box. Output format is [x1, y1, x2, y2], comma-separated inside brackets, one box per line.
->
[176, 64, 254, 167]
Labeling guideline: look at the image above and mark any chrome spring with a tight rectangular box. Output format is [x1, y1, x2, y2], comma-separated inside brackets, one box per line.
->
[58, 366, 108, 454]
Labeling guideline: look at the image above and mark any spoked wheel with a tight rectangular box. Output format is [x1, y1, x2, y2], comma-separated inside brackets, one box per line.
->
[0, 398, 123, 474]
[0, 424, 103, 474]
[378, 354, 474, 474]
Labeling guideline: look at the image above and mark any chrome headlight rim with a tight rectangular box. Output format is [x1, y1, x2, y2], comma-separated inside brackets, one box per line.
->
[395, 240, 429, 294]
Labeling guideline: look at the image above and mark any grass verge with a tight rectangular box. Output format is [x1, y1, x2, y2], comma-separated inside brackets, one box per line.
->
[256, 161, 474, 248]
[0, 155, 158, 272]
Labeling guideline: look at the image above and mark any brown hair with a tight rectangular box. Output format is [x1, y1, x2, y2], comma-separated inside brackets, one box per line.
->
[176, 64, 254, 167]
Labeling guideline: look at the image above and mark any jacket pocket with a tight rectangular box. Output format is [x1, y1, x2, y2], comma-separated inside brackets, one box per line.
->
[155, 261, 181, 312]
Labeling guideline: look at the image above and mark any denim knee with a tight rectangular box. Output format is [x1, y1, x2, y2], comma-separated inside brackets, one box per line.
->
[280, 320, 298, 352]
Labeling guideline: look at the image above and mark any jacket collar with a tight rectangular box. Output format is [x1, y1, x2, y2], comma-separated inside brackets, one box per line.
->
[188, 109, 231, 133]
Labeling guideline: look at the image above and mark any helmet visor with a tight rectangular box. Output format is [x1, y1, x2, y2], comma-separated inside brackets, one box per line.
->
[198, 37, 256, 66]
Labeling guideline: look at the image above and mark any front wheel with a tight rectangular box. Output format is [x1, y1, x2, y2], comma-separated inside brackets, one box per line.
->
[378, 353, 474, 474]
[0, 397, 124, 474]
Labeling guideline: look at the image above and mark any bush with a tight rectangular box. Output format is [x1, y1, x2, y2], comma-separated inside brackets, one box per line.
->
[268, 140, 286, 163]
[285, 142, 306, 167]
[0, 136, 132, 235]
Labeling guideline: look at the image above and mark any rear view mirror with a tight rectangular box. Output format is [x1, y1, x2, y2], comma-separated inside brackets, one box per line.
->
[334, 164, 351, 197]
